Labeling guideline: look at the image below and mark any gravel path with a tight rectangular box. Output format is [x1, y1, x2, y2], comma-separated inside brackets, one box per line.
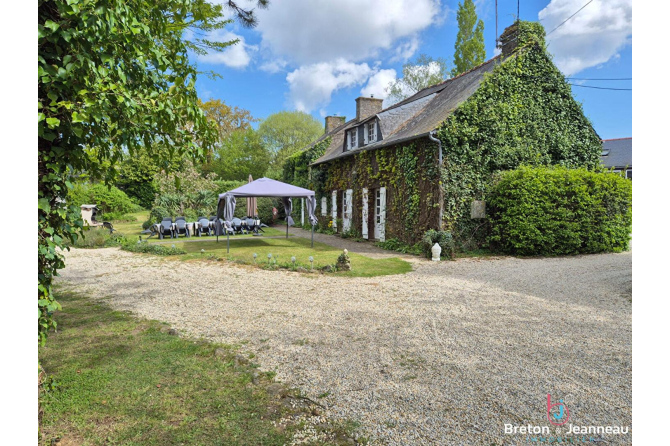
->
[56, 248, 632, 445]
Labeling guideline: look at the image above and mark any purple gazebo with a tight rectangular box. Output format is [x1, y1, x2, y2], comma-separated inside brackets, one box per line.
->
[216, 177, 318, 250]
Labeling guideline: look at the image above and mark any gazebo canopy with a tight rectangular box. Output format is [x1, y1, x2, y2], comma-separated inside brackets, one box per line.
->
[218, 177, 315, 198]
[216, 177, 317, 227]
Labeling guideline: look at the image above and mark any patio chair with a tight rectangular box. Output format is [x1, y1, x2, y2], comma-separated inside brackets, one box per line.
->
[197, 217, 211, 236]
[232, 217, 246, 234]
[245, 217, 258, 234]
[174, 217, 189, 238]
[159, 217, 174, 239]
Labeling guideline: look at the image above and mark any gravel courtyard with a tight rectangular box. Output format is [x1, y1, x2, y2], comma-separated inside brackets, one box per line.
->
[56, 247, 632, 445]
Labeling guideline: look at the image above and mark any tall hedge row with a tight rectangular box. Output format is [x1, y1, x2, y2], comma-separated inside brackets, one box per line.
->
[487, 166, 632, 255]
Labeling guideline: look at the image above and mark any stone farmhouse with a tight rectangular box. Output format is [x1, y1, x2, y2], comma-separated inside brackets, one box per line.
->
[285, 22, 602, 247]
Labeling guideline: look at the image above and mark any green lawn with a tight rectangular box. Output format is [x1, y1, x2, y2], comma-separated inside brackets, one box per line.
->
[39, 290, 292, 445]
[39, 290, 362, 445]
[112, 212, 414, 278]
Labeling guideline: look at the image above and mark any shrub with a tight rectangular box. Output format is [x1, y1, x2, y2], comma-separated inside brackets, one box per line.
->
[69, 229, 127, 248]
[376, 238, 423, 255]
[487, 166, 632, 255]
[69, 183, 140, 215]
[121, 241, 186, 256]
[421, 229, 455, 258]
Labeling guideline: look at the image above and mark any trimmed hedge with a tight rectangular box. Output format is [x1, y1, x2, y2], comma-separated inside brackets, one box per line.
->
[487, 166, 632, 255]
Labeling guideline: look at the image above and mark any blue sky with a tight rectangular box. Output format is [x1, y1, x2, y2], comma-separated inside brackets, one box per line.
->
[192, 0, 632, 139]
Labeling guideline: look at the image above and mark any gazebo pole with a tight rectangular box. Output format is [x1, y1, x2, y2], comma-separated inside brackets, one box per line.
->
[286, 220, 289, 239]
[227, 230, 230, 253]
[311, 224, 314, 248]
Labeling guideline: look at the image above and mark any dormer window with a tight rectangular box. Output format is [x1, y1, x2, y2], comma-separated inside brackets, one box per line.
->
[346, 129, 358, 151]
[364, 121, 377, 144]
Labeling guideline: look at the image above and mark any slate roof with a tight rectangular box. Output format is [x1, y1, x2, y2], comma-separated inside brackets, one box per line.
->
[601, 138, 632, 169]
[311, 55, 503, 166]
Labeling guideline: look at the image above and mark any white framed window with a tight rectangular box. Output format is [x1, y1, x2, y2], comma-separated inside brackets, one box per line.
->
[626, 169, 632, 180]
[350, 129, 357, 149]
[367, 121, 376, 143]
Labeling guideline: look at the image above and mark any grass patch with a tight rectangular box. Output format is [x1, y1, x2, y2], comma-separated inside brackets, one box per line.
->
[39, 290, 294, 446]
[176, 236, 412, 277]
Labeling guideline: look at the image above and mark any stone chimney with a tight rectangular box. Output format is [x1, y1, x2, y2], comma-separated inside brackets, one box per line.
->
[498, 22, 519, 57]
[325, 115, 346, 134]
[356, 95, 383, 122]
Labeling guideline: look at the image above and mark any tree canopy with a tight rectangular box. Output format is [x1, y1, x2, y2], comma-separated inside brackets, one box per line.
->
[257, 111, 323, 178]
[38, 0, 238, 345]
[386, 54, 449, 103]
[452, 0, 486, 76]
[208, 128, 271, 181]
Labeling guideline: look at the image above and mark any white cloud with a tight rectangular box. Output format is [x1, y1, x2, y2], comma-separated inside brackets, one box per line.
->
[390, 36, 421, 63]
[361, 69, 397, 100]
[286, 59, 374, 112]
[259, 58, 288, 73]
[255, 0, 442, 64]
[539, 0, 632, 75]
[194, 30, 257, 68]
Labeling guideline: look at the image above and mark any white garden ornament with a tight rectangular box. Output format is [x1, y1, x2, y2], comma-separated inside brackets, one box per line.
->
[431, 243, 442, 261]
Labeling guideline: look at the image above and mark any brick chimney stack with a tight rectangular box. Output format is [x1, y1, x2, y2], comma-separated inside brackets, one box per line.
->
[356, 95, 383, 122]
[325, 115, 346, 134]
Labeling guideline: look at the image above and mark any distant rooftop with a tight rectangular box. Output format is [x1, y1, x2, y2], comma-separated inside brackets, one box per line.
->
[601, 137, 632, 169]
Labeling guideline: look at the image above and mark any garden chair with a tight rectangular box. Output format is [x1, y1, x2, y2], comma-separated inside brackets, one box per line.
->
[159, 217, 174, 239]
[174, 217, 189, 238]
[245, 217, 259, 234]
[197, 217, 211, 236]
[232, 217, 246, 234]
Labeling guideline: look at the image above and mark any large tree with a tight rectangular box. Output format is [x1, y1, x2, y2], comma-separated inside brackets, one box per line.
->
[386, 54, 450, 103]
[38, 0, 267, 345]
[209, 128, 271, 180]
[257, 111, 323, 178]
[452, 0, 486, 76]
[199, 99, 258, 164]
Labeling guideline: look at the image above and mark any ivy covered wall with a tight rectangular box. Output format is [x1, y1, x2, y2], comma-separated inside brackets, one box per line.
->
[282, 137, 331, 189]
[436, 31, 602, 247]
[310, 140, 442, 244]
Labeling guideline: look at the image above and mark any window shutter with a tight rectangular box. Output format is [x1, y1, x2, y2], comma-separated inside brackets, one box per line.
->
[379, 187, 386, 242]
[346, 132, 351, 150]
[321, 197, 327, 216]
[373, 122, 378, 141]
[344, 189, 353, 232]
[363, 124, 368, 145]
[362, 188, 368, 239]
[331, 191, 337, 230]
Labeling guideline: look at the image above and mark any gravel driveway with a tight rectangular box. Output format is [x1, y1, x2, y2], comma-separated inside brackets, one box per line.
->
[56, 247, 632, 445]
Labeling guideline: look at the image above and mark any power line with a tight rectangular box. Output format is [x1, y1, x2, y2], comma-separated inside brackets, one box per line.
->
[568, 84, 631, 91]
[567, 77, 632, 81]
[547, 0, 594, 36]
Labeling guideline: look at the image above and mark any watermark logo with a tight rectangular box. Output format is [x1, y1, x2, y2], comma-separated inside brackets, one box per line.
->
[504, 394, 629, 442]
[546, 394, 570, 426]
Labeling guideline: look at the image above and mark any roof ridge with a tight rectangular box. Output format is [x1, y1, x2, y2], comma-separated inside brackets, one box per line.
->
[438, 54, 502, 85]
[601, 137, 632, 141]
[380, 54, 503, 113]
